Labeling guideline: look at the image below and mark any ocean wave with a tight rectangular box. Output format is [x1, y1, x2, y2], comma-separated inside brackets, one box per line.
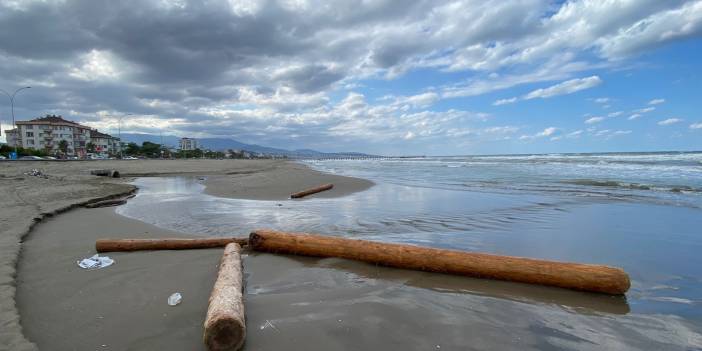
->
[561, 179, 702, 193]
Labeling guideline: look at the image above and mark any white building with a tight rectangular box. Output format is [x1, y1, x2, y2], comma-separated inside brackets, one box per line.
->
[89, 129, 121, 156]
[179, 137, 198, 150]
[3, 115, 120, 157]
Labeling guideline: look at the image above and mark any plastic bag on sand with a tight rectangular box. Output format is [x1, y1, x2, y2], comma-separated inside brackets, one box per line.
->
[168, 292, 182, 306]
[77, 254, 114, 270]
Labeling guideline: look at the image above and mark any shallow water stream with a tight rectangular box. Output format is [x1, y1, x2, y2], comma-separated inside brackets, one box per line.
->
[114, 171, 702, 350]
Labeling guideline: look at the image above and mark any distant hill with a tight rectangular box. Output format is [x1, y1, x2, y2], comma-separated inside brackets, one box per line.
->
[119, 133, 378, 158]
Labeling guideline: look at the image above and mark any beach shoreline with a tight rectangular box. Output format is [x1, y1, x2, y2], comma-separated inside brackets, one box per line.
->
[0, 159, 372, 351]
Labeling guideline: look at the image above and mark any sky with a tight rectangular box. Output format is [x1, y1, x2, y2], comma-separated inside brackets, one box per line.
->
[0, 0, 701, 155]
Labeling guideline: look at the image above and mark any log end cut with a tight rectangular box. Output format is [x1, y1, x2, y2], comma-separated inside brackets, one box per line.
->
[204, 314, 245, 351]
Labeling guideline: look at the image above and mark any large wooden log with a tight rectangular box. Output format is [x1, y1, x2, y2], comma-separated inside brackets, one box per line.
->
[290, 183, 333, 198]
[90, 169, 120, 178]
[95, 238, 248, 253]
[249, 229, 630, 295]
[204, 243, 246, 351]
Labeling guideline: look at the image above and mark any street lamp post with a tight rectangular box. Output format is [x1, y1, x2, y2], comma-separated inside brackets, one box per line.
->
[0, 86, 31, 155]
[117, 113, 133, 159]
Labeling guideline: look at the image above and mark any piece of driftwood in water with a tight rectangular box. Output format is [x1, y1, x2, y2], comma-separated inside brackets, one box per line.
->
[95, 237, 248, 253]
[290, 183, 333, 198]
[90, 169, 120, 178]
[204, 243, 246, 351]
[249, 229, 630, 295]
[84, 198, 127, 208]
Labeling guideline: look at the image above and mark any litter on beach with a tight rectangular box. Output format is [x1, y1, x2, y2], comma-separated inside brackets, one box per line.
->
[168, 292, 183, 306]
[76, 254, 114, 270]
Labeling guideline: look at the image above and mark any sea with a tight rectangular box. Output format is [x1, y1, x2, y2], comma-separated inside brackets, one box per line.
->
[117, 151, 702, 350]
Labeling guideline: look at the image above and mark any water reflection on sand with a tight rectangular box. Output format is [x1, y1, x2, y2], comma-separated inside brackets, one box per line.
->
[118, 177, 702, 349]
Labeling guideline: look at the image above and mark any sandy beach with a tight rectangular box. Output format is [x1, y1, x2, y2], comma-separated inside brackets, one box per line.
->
[14, 198, 632, 351]
[0, 159, 372, 351]
[4, 158, 701, 350]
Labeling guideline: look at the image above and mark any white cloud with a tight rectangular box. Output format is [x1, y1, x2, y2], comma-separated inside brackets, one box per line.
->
[69, 50, 126, 81]
[597, 1, 702, 58]
[393, 92, 440, 109]
[566, 130, 583, 138]
[585, 116, 605, 124]
[524, 76, 602, 100]
[607, 111, 623, 117]
[658, 118, 683, 126]
[594, 97, 610, 104]
[538, 127, 558, 137]
[634, 107, 656, 113]
[648, 98, 665, 105]
[689, 123, 702, 130]
[494, 75, 603, 105]
[612, 130, 632, 136]
[493, 97, 517, 106]
[628, 113, 642, 120]
[519, 127, 558, 140]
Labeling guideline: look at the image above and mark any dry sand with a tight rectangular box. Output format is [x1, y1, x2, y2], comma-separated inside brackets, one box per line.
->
[0, 159, 372, 351]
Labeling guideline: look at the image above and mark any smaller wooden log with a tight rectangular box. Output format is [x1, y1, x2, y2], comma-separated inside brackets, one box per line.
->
[85, 198, 127, 208]
[249, 229, 631, 295]
[204, 243, 246, 351]
[90, 169, 120, 178]
[290, 183, 334, 198]
[95, 238, 248, 253]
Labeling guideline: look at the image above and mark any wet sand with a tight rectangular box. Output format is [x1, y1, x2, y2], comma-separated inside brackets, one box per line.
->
[203, 162, 374, 200]
[17, 205, 701, 350]
[15, 207, 629, 351]
[0, 159, 371, 350]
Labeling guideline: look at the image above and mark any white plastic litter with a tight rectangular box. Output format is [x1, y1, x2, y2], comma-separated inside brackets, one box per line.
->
[168, 292, 182, 306]
[77, 254, 114, 270]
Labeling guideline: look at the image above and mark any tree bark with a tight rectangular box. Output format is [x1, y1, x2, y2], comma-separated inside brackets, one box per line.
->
[249, 229, 630, 295]
[204, 243, 246, 351]
[290, 183, 333, 198]
[95, 238, 248, 252]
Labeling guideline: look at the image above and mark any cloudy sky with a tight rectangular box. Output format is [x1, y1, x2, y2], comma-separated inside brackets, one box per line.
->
[0, 0, 701, 155]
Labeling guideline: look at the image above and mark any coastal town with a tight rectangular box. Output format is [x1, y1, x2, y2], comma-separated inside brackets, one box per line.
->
[1, 114, 268, 160]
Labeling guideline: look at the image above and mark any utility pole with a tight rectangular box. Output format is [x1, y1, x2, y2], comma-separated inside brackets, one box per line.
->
[117, 113, 133, 159]
[0, 87, 32, 156]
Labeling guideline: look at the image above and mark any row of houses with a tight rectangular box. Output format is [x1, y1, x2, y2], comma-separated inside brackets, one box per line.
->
[3, 115, 121, 157]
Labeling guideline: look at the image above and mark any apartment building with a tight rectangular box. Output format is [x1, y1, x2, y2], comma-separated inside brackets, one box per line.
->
[3, 115, 120, 157]
[179, 137, 198, 150]
[89, 129, 121, 156]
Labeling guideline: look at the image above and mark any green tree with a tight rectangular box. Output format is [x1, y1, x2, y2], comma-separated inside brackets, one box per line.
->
[86, 142, 96, 153]
[58, 140, 69, 155]
[140, 141, 162, 158]
[124, 142, 140, 155]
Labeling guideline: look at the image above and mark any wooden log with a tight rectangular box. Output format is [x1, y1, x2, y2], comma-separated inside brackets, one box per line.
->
[95, 237, 248, 253]
[85, 198, 127, 208]
[249, 229, 630, 295]
[290, 183, 333, 198]
[89, 169, 120, 178]
[204, 243, 246, 351]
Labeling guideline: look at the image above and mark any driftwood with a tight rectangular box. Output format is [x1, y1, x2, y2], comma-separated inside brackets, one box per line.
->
[204, 243, 246, 351]
[90, 169, 120, 178]
[85, 198, 127, 208]
[290, 183, 333, 198]
[249, 229, 630, 295]
[95, 237, 248, 253]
